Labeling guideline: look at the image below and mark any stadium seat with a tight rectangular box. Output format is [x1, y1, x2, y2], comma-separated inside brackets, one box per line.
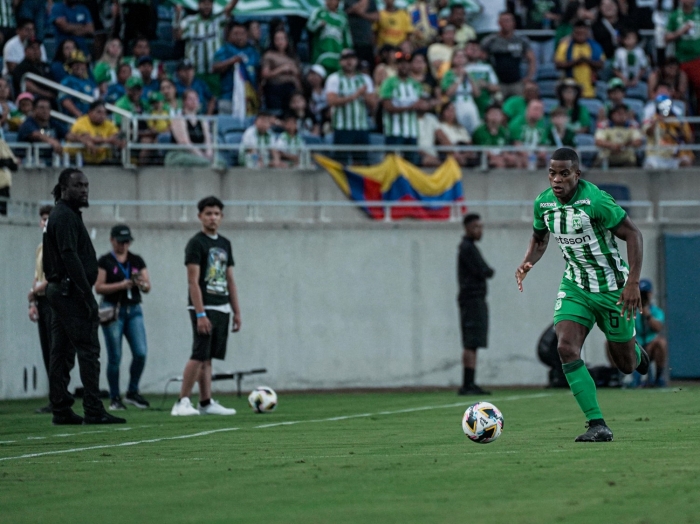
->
[574, 133, 597, 167]
[623, 98, 645, 123]
[580, 98, 604, 128]
[542, 97, 558, 115]
[3, 131, 18, 143]
[158, 4, 173, 21]
[595, 81, 608, 102]
[538, 80, 558, 99]
[217, 115, 247, 137]
[536, 63, 560, 81]
[625, 82, 648, 101]
[596, 184, 633, 214]
[223, 131, 244, 166]
[150, 41, 177, 61]
[157, 22, 173, 43]
[43, 39, 56, 61]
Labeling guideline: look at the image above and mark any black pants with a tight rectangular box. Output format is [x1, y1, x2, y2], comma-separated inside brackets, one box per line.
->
[36, 296, 53, 375]
[0, 186, 8, 216]
[46, 283, 104, 417]
[334, 129, 370, 165]
[263, 82, 297, 111]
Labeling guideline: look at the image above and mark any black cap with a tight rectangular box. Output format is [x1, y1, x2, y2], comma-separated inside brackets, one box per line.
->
[110, 224, 133, 242]
[177, 59, 194, 71]
[137, 55, 154, 66]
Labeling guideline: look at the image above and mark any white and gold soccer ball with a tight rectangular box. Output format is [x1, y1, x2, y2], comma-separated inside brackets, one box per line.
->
[462, 401, 504, 444]
[248, 386, 278, 413]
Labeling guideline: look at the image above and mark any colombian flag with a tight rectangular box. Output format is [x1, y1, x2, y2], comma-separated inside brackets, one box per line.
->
[314, 154, 465, 220]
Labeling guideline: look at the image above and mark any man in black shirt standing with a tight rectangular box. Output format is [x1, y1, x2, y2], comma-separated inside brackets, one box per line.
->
[43, 169, 126, 425]
[457, 213, 495, 395]
[171, 196, 242, 416]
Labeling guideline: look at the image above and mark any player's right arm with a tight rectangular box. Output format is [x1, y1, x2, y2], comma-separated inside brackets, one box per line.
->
[187, 263, 211, 335]
[515, 228, 549, 292]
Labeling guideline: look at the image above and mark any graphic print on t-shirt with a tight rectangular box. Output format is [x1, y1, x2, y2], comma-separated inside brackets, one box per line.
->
[205, 247, 229, 295]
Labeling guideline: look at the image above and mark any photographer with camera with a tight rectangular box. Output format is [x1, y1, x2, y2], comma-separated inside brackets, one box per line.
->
[44, 169, 126, 425]
[94, 224, 151, 411]
[635, 279, 668, 387]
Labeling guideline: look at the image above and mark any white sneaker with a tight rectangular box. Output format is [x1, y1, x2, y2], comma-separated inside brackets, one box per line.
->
[171, 397, 200, 416]
[198, 399, 236, 415]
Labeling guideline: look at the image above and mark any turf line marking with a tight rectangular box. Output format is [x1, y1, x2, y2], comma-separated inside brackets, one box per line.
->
[0, 428, 239, 462]
[0, 392, 550, 463]
[254, 392, 552, 430]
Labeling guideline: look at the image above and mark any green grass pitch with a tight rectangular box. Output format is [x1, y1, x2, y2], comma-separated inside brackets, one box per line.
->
[1, 387, 699, 524]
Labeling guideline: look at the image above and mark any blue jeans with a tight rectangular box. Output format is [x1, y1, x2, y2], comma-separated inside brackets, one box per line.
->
[101, 303, 148, 400]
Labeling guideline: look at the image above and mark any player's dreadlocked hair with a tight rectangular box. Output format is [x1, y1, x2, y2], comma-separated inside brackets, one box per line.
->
[550, 147, 580, 168]
[51, 168, 83, 203]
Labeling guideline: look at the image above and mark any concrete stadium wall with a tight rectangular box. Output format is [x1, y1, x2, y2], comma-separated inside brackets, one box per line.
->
[0, 220, 669, 400]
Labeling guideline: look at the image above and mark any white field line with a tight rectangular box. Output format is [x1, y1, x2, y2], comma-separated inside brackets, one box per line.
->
[0, 392, 550, 463]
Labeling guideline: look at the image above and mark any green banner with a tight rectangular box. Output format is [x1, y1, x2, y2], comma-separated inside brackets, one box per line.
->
[169, 0, 325, 18]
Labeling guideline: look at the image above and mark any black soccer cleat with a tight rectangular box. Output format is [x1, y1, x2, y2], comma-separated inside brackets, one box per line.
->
[125, 391, 150, 409]
[52, 410, 84, 425]
[575, 420, 614, 442]
[458, 385, 491, 396]
[636, 346, 650, 375]
[83, 412, 127, 425]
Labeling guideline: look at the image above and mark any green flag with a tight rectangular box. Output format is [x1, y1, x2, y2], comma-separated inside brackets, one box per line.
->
[169, 0, 325, 17]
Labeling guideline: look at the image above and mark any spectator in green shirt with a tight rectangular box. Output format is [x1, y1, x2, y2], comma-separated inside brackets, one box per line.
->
[502, 80, 540, 122]
[665, 0, 700, 108]
[509, 99, 551, 167]
[555, 79, 591, 134]
[114, 77, 155, 166]
[472, 104, 523, 168]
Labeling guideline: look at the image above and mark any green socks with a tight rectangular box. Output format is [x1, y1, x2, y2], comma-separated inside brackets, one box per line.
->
[563, 360, 604, 421]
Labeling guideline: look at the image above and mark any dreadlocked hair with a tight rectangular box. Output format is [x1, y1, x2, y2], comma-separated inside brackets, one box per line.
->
[52, 168, 83, 203]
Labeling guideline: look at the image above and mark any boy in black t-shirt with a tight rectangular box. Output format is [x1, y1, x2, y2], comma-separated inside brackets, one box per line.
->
[171, 196, 242, 416]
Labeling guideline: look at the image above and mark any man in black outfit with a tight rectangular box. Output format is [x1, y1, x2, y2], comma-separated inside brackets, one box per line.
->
[43, 168, 126, 425]
[457, 213, 494, 395]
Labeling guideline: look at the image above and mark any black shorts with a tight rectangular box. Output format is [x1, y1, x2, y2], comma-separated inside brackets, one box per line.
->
[459, 298, 488, 349]
[190, 310, 230, 361]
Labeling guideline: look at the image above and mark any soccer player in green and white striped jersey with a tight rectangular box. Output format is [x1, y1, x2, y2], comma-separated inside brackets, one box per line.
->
[326, 48, 377, 165]
[379, 50, 429, 165]
[174, 0, 238, 97]
[516, 148, 649, 443]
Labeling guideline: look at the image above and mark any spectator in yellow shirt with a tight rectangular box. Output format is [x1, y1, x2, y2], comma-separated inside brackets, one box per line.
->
[375, 0, 414, 48]
[554, 21, 605, 98]
[70, 100, 124, 164]
[146, 91, 170, 134]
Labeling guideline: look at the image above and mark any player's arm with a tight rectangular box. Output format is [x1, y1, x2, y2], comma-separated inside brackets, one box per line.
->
[515, 228, 549, 292]
[187, 263, 211, 335]
[226, 266, 241, 333]
[612, 216, 643, 320]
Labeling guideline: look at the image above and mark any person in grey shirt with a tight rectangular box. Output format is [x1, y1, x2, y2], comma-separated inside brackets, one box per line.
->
[481, 11, 536, 99]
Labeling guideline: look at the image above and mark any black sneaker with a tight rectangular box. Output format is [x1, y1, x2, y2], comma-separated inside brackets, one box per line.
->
[52, 410, 84, 425]
[35, 404, 53, 414]
[636, 346, 650, 375]
[109, 398, 127, 411]
[575, 420, 614, 442]
[458, 385, 492, 396]
[124, 391, 150, 409]
[83, 412, 127, 425]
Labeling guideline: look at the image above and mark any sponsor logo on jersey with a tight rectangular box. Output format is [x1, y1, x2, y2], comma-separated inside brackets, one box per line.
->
[540, 202, 556, 208]
[572, 215, 583, 230]
[557, 291, 566, 299]
[555, 233, 592, 245]
[573, 199, 590, 205]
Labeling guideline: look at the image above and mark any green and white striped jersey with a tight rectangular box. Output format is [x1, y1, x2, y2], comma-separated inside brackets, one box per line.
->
[379, 76, 423, 139]
[306, 8, 353, 73]
[274, 131, 304, 156]
[533, 179, 629, 293]
[0, 0, 15, 28]
[179, 13, 226, 75]
[325, 72, 374, 131]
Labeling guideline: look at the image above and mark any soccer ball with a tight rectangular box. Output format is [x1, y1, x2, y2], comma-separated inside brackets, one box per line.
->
[462, 402, 504, 444]
[248, 386, 278, 413]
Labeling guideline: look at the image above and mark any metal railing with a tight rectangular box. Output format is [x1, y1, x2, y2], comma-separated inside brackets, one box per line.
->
[8, 198, 652, 225]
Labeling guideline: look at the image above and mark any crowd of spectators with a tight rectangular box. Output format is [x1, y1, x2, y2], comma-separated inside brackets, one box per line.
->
[0, 0, 696, 168]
